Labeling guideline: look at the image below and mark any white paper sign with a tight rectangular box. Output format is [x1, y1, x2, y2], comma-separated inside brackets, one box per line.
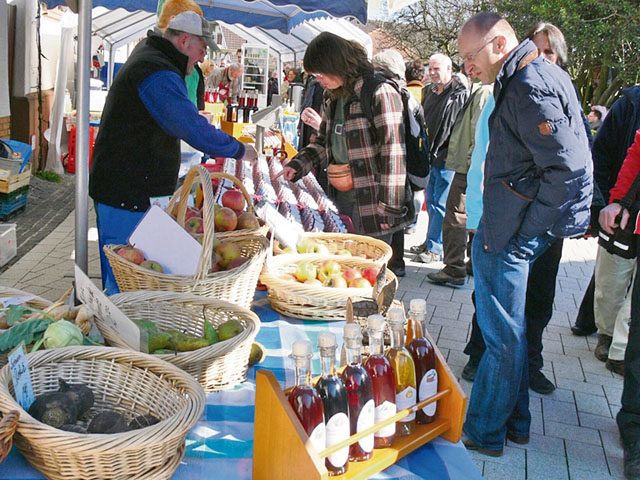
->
[254, 200, 302, 248]
[8, 343, 35, 410]
[0, 295, 37, 307]
[74, 266, 144, 352]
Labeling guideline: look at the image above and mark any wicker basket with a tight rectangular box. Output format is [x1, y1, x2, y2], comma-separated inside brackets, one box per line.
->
[98, 291, 260, 392]
[0, 286, 52, 311]
[281, 232, 392, 264]
[260, 254, 398, 321]
[167, 167, 269, 240]
[0, 346, 205, 480]
[0, 410, 18, 463]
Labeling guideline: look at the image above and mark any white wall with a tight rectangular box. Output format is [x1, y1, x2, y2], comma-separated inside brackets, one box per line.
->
[0, 0, 10, 116]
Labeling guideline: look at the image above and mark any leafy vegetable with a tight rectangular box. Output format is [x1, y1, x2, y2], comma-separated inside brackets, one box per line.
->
[43, 320, 83, 349]
[6, 305, 36, 327]
[0, 319, 53, 352]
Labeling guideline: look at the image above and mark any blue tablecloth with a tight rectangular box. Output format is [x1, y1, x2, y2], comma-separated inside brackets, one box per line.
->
[1, 294, 482, 480]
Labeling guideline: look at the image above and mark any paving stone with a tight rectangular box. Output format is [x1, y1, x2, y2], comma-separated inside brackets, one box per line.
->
[568, 466, 618, 479]
[606, 451, 626, 478]
[508, 432, 564, 455]
[603, 385, 623, 408]
[578, 412, 619, 433]
[542, 398, 579, 426]
[584, 372, 625, 390]
[555, 378, 605, 396]
[446, 349, 470, 368]
[483, 461, 525, 480]
[544, 421, 602, 446]
[530, 410, 544, 435]
[565, 439, 608, 473]
[600, 429, 625, 459]
[574, 392, 613, 417]
[526, 450, 569, 480]
[439, 325, 469, 342]
[426, 288, 454, 301]
[543, 339, 565, 355]
[432, 305, 462, 320]
[435, 338, 468, 353]
[529, 396, 542, 413]
[531, 387, 574, 404]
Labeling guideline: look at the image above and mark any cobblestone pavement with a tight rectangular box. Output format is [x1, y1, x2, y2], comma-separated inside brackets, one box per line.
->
[0, 209, 625, 479]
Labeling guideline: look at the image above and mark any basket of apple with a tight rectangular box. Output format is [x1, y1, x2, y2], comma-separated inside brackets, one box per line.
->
[274, 232, 392, 265]
[259, 254, 398, 321]
[168, 171, 268, 241]
[104, 166, 269, 309]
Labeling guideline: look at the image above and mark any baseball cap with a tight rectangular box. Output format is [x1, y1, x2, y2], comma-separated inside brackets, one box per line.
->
[166, 11, 219, 52]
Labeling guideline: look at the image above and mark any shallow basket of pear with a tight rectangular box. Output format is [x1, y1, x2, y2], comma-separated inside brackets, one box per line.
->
[274, 232, 392, 265]
[259, 254, 397, 321]
[95, 291, 261, 392]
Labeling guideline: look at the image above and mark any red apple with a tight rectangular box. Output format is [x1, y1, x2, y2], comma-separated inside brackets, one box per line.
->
[318, 260, 341, 282]
[216, 241, 241, 268]
[237, 211, 260, 230]
[117, 246, 145, 265]
[361, 267, 380, 286]
[222, 189, 246, 212]
[349, 277, 372, 288]
[186, 216, 204, 234]
[227, 256, 249, 270]
[295, 261, 317, 282]
[342, 267, 362, 284]
[215, 207, 238, 231]
[327, 274, 348, 288]
[185, 207, 201, 221]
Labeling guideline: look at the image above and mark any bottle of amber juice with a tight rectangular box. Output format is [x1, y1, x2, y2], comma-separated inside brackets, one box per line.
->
[406, 299, 438, 424]
[385, 307, 417, 437]
[341, 323, 375, 462]
[315, 332, 350, 476]
[287, 340, 326, 454]
[364, 314, 396, 448]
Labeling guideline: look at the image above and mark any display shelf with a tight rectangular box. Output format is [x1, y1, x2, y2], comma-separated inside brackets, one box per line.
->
[253, 331, 467, 479]
[242, 45, 270, 95]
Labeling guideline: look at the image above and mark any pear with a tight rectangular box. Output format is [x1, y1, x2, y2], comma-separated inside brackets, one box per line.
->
[217, 319, 244, 341]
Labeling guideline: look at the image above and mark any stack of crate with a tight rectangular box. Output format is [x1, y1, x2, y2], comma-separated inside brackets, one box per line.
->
[0, 140, 31, 219]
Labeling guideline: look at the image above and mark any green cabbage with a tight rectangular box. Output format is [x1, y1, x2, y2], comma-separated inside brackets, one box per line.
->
[43, 320, 84, 349]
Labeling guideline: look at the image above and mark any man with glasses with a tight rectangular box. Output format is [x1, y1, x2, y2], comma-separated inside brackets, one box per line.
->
[90, 10, 255, 295]
[457, 12, 593, 457]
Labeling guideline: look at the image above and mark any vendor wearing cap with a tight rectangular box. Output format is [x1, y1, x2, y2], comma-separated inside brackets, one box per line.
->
[90, 10, 257, 295]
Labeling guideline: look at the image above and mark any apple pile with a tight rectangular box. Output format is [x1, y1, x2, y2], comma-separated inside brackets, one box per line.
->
[290, 259, 380, 289]
[116, 246, 164, 273]
[181, 189, 261, 236]
[209, 239, 250, 273]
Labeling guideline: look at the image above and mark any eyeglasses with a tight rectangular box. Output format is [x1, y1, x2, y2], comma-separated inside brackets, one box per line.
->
[462, 36, 498, 63]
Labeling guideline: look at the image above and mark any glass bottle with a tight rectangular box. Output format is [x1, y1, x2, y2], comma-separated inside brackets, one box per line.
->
[385, 307, 416, 437]
[287, 340, 326, 454]
[406, 299, 438, 424]
[315, 332, 350, 476]
[363, 314, 396, 448]
[340, 323, 375, 462]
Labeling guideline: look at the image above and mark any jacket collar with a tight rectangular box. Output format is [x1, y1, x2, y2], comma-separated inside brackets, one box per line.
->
[494, 39, 539, 100]
[146, 30, 189, 77]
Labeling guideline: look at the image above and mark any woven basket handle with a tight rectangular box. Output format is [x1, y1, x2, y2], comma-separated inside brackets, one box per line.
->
[0, 410, 19, 464]
[210, 172, 257, 215]
[166, 165, 216, 279]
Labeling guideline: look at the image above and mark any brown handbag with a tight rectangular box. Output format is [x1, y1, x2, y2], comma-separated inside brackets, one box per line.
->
[327, 163, 354, 192]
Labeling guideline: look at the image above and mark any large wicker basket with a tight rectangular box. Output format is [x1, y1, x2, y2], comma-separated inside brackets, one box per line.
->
[260, 254, 398, 321]
[0, 346, 205, 480]
[0, 410, 18, 463]
[0, 286, 52, 311]
[167, 167, 269, 240]
[98, 291, 260, 392]
[282, 232, 392, 264]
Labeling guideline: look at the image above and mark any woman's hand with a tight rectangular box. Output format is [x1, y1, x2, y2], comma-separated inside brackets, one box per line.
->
[282, 166, 298, 181]
[300, 107, 322, 131]
[599, 202, 628, 234]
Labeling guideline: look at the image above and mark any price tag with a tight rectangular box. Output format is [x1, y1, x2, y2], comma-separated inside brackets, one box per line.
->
[74, 266, 146, 352]
[8, 343, 35, 410]
[0, 295, 37, 307]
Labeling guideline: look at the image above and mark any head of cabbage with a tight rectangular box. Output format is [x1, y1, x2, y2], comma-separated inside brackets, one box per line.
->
[43, 320, 84, 349]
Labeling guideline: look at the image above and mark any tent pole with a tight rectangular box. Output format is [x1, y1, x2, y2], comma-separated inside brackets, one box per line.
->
[107, 43, 114, 88]
[75, 0, 92, 274]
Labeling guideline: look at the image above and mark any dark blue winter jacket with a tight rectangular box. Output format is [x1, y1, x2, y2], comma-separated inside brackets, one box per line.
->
[481, 39, 593, 253]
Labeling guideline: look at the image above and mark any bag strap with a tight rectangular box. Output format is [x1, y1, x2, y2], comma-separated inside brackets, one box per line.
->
[360, 72, 392, 141]
[619, 171, 640, 209]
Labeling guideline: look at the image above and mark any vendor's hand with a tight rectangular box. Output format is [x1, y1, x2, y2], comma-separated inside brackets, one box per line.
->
[241, 144, 258, 162]
[599, 202, 627, 234]
[380, 223, 391, 231]
[301, 107, 322, 131]
[282, 166, 298, 181]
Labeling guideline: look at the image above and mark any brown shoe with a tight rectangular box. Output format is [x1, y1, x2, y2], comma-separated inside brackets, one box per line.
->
[594, 334, 612, 362]
[606, 359, 625, 376]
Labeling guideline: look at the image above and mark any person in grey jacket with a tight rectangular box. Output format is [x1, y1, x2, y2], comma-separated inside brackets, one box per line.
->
[457, 12, 593, 457]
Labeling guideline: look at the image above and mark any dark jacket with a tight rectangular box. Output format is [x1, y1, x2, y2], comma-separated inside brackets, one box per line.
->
[482, 39, 593, 252]
[421, 76, 469, 168]
[592, 86, 640, 203]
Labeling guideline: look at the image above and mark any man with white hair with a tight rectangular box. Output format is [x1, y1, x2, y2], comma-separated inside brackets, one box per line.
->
[410, 53, 469, 263]
[206, 63, 243, 102]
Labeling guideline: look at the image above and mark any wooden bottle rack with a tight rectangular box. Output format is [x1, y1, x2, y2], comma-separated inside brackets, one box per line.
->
[253, 335, 467, 479]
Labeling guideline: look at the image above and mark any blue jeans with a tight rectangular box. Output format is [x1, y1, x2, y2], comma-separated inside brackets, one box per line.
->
[95, 202, 146, 295]
[424, 166, 455, 255]
[464, 225, 552, 450]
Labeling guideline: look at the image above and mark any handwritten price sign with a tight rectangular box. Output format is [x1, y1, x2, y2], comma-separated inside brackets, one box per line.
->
[8, 343, 35, 410]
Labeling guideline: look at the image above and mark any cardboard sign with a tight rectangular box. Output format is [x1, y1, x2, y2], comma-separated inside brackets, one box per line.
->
[254, 200, 303, 249]
[74, 266, 146, 352]
[8, 343, 35, 410]
[128, 205, 202, 276]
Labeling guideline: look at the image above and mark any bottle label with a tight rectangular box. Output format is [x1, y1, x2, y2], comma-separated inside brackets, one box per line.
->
[326, 412, 349, 468]
[357, 399, 375, 453]
[374, 400, 396, 438]
[309, 422, 326, 455]
[419, 369, 438, 416]
[396, 386, 416, 422]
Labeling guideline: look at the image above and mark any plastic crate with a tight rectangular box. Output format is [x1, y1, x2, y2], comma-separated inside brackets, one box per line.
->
[0, 187, 28, 219]
[0, 223, 16, 267]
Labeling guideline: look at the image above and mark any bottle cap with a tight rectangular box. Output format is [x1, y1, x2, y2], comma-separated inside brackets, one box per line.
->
[343, 323, 362, 341]
[318, 331, 337, 348]
[409, 298, 427, 314]
[366, 314, 386, 332]
[387, 307, 405, 325]
[291, 340, 312, 357]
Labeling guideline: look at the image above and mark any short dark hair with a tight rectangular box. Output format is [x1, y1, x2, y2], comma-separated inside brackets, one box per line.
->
[525, 22, 568, 67]
[303, 32, 373, 97]
[590, 108, 602, 120]
[405, 60, 424, 82]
